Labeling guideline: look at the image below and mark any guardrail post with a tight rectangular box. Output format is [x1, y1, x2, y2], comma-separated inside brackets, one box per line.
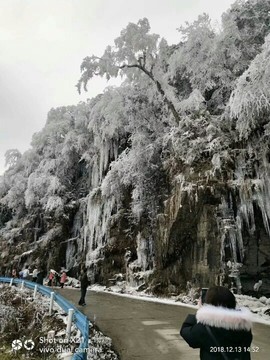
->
[66, 308, 74, 340]
[33, 285, 38, 299]
[49, 292, 55, 316]
[21, 280, 25, 290]
[9, 278, 13, 287]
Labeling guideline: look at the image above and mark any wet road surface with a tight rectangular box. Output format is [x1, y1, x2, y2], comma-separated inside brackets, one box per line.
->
[58, 289, 269, 360]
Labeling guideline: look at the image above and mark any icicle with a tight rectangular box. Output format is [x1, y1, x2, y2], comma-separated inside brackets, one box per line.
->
[91, 156, 100, 188]
[217, 197, 243, 294]
[83, 188, 116, 266]
[113, 140, 118, 160]
[233, 149, 270, 237]
[136, 232, 149, 272]
[236, 215, 244, 261]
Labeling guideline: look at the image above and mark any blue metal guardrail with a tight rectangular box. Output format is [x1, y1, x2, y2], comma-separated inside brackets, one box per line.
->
[0, 277, 89, 360]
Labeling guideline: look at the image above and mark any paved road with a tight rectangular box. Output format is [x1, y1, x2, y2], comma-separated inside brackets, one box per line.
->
[58, 289, 269, 360]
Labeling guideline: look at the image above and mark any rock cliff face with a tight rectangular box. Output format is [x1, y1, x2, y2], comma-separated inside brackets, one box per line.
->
[1, 135, 270, 296]
[62, 152, 270, 296]
[62, 159, 270, 296]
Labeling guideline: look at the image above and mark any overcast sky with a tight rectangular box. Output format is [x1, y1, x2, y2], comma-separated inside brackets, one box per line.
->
[0, 0, 236, 175]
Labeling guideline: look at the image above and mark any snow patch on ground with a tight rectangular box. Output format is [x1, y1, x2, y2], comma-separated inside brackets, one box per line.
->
[0, 283, 119, 360]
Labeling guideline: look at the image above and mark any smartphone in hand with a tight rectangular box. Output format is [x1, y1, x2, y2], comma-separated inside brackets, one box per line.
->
[201, 288, 208, 304]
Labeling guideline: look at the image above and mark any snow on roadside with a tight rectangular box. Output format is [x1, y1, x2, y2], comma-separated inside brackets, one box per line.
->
[64, 275, 270, 325]
[89, 282, 270, 325]
[235, 294, 270, 325]
[0, 283, 119, 360]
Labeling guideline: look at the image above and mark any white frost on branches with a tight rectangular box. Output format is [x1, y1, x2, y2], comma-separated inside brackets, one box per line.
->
[229, 34, 270, 138]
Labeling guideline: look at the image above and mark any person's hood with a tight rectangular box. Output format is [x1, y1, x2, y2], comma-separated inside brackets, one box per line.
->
[196, 304, 253, 331]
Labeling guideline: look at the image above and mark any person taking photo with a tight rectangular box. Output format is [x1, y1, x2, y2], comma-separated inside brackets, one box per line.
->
[180, 286, 253, 359]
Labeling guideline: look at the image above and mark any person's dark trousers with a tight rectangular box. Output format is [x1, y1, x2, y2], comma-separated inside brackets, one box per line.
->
[79, 287, 87, 305]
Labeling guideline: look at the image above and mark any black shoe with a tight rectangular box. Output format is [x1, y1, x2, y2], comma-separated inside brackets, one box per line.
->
[82, 303, 86, 306]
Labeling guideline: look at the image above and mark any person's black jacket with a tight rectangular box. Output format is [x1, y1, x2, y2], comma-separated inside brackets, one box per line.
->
[36, 271, 44, 285]
[80, 272, 89, 289]
[180, 304, 253, 360]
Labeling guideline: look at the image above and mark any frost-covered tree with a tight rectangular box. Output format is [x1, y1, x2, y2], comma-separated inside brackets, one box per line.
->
[4, 149, 22, 168]
[229, 34, 270, 139]
[31, 107, 74, 157]
[167, 1, 270, 115]
[77, 18, 181, 123]
[0, 149, 28, 214]
[168, 14, 216, 98]
[100, 81, 169, 220]
[0, 171, 27, 214]
[221, 0, 270, 76]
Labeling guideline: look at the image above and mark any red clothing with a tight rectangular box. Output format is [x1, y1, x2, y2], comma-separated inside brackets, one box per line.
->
[48, 272, 54, 280]
[60, 272, 67, 283]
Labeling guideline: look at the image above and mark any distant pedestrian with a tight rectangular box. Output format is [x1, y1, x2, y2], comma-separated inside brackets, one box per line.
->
[48, 270, 55, 286]
[60, 271, 67, 288]
[54, 271, 61, 286]
[11, 268, 18, 278]
[32, 268, 38, 282]
[254, 280, 262, 292]
[180, 286, 253, 359]
[36, 269, 45, 285]
[78, 268, 89, 306]
[22, 266, 30, 280]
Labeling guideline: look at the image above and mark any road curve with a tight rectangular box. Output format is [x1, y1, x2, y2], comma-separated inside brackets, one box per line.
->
[58, 288, 269, 360]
